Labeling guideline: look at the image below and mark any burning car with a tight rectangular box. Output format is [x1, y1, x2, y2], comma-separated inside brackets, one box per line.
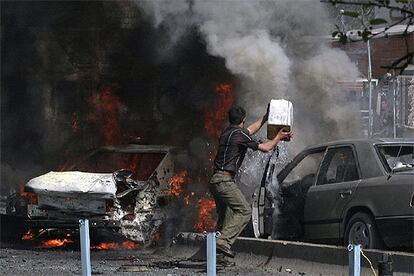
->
[5, 144, 176, 245]
[252, 138, 414, 249]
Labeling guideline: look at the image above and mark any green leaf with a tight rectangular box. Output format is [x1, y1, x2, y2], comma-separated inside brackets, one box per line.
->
[362, 29, 372, 42]
[342, 11, 359, 17]
[369, 18, 388, 25]
[339, 33, 348, 44]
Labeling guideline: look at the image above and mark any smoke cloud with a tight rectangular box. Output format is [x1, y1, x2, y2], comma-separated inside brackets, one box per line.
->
[138, 0, 360, 149]
[137, 0, 361, 200]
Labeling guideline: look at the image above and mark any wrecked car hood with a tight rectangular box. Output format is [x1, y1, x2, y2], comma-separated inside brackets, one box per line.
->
[26, 171, 116, 197]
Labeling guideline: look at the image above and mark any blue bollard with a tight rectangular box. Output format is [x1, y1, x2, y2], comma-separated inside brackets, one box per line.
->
[79, 219, 92, 276]
[348, 244, 361, 276]
[206, 232, 217, 276]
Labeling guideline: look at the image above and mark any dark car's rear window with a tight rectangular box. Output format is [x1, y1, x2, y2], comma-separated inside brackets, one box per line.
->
[376, 144, 414, 172]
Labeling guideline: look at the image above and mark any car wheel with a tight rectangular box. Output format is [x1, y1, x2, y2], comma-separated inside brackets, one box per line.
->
[344, 212, 383, 249]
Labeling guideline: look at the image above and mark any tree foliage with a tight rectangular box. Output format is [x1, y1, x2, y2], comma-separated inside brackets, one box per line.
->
[322, 0, 414, 73]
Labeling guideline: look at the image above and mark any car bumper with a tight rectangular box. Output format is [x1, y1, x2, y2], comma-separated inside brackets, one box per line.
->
[376, 215, 414, 248]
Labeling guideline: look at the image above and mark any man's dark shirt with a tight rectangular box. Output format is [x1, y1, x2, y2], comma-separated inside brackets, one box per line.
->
[214, 125, 259, 175]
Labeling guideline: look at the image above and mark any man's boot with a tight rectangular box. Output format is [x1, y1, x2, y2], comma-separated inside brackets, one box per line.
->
[216, 243, 235, 258]
[217, 253, 236, 267]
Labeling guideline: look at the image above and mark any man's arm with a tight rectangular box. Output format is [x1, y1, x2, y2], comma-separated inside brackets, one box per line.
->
[258, 129, 291, 152]
[247, 116, 266, 135]
[247, 104, 269, 135]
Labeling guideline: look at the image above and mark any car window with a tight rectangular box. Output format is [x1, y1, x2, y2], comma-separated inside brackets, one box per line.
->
[283, 151, 324, 186]
[317, 146, 359, 185]
[376, 144, 414, 172]
[317, 147, 359, 185]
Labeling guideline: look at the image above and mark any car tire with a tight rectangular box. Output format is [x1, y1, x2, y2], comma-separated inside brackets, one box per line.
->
[344, 212, 383, 249]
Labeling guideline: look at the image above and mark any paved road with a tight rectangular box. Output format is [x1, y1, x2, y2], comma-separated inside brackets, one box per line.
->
[2, 235, 412, 275]
[0, 244, 297, 276]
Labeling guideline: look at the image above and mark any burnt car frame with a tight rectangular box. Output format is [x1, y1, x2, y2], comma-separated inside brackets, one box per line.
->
[252, 138, 414, 249]
[4, 144, 176, 244]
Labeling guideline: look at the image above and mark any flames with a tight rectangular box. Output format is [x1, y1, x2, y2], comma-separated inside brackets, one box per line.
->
[169, 170, 188, 197]
[36, 82, 230, 244]
[194, 198, 217, 232]
[196, 82, 233, 230]
[39, 240, 139, 250]
[41, 239, 74, 248]
[92, 242, 118, 250]
[122, 240, 140, 249]
[18, 182, 38, 204]
[21, 229, 35, 241]
[204, 83, 235, 138]
[22, 230, 140, 250]
[165, 83, 234, 233]
[90, 241, 140, 250]
[88, 85, 123, 145]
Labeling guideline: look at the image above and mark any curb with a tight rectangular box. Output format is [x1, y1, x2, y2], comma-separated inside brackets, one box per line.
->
[176, 232, 414, 274]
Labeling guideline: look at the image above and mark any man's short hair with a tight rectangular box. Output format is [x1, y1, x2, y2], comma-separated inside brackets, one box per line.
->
[228, 106, 246, 125]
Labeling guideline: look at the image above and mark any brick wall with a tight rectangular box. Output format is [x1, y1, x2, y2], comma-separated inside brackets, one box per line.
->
[333, 32, 414, 78]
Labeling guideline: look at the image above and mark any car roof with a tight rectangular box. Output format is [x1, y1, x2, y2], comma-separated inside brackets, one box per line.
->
[304, 138, 414, 151]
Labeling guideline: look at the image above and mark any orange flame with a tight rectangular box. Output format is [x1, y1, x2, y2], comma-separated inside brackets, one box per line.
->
[41, 239, 74, 248]
[194, 197, 216, 232]
[204, 83, 235, 138]
[88, 86, 122, 145]
[18, 182, 38, 205]
[92, 242, 119, 250]
[169, 170, 188, 197]
[21, 229, 35, 241]
[122, 240, 140, 249]
[92, 241, 139, 250]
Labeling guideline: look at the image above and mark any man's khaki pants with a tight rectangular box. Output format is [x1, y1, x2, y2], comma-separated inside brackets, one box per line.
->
[209, 171, 251, 249]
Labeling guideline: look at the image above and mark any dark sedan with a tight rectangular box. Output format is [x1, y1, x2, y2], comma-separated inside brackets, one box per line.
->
[252, 138, 414, 249]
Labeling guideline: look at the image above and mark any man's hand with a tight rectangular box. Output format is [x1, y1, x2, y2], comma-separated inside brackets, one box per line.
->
[276, 127, 292, 141]
[258, 127, 292, 152]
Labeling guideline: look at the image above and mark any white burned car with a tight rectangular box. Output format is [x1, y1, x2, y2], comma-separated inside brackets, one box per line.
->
[9, 145, 176, 244]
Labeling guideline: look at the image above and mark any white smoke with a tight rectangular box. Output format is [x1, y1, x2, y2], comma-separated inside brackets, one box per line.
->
[138, 0, 360, 147]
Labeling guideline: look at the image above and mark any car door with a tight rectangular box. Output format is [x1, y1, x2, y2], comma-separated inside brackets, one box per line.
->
[304, 145, 361, 243]
[251, 148, 325, 239]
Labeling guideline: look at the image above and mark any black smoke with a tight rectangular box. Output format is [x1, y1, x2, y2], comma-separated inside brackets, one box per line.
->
[1, 1, 235, 196]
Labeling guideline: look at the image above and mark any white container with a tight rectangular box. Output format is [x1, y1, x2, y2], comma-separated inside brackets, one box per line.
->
[267, 99, 293, 140]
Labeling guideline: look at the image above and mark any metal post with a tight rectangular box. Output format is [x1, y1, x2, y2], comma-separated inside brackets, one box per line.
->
[206, 232, 217, 276]
[348, 244, 361, 276]
[367, 40, 373, 137]
[378, 253, 393, 276]
[393, 71, 397, 138]
[79, 219, 92, 276]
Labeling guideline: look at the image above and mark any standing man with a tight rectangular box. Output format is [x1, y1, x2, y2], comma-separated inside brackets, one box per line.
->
[209, 105, 291, 262]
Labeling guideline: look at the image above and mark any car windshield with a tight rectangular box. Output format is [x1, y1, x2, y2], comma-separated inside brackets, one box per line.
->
[376, 144, 414, 172]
